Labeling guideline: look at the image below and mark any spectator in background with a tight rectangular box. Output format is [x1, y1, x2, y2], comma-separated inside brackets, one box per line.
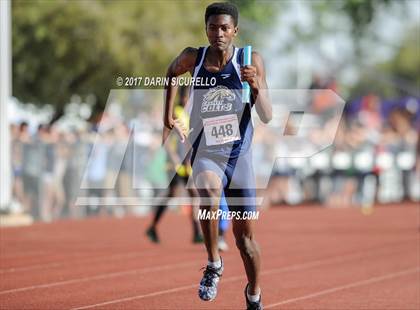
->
[63, 129, 87, 218]
[416, 135, 420, 198]
[310, 77, 338, 120]
[308, 74, 323, 91]
[326, 118, 359, 208]
[50, 131, 69, 218]
[39, 124, 56, 221]
[387, 108, 418, 200]
[358, 94, 382, 132]
[388, 108, 417, 149]
[21, 124, 45, 219]
[105, 128, 119, 210]
[358, 94, 382, 146]
[11, 123, 24, 210]
[266, 122, 296, 206]
[85, 130, 109, 216]
[105, 123, 133, 216]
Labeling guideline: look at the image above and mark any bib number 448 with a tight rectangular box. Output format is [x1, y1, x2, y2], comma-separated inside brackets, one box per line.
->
[211, 124, 234, 139]
[203, 114, 240, 146]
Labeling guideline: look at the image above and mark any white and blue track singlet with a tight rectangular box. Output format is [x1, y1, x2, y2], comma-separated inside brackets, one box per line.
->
[187, 46, 254, 159]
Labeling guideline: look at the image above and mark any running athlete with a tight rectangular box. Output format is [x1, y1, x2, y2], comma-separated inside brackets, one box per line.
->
[162, 3, 271, 310]
[147, 86, 203, 244]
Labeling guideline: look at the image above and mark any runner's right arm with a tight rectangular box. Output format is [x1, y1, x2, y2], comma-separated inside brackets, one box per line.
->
[162, 47, 198, 144]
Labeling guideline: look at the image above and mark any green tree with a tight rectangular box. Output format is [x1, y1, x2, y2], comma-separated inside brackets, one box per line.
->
[12, 0, 213, 121]
[229, 0, 280, 45]
[12, 0, 410, 120]
[350, 24, 420, 98]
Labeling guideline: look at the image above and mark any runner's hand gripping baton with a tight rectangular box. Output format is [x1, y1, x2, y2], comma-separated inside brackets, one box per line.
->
[242, 45, 252, 103]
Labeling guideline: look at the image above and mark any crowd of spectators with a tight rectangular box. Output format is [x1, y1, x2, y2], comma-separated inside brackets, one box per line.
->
[7, 86, 419, 221]
[259, 79, 419, 208]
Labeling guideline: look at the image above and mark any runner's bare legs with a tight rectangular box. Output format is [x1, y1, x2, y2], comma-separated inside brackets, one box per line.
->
[232, 218, 261, 295]
[195, 171, 223, 262]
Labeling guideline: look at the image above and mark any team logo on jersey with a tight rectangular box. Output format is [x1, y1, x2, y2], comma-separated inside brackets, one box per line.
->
[201, 86, 235, 113]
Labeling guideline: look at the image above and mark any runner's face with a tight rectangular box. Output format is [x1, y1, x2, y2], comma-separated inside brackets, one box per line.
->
[206, 15, 237, 51]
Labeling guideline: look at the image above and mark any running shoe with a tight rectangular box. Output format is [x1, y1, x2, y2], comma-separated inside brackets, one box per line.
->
[145, 227, 159, 243]
[193, 234, 204, 244]
[244, 283, 263, 310]
[198, 258, 223, 301]
[218, 236, 229, 251]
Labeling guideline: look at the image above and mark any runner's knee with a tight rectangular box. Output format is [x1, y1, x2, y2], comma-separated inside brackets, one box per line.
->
[198, 187, 222, 209]
[195, 171, 222, 207]
[235, 235, 256, 258]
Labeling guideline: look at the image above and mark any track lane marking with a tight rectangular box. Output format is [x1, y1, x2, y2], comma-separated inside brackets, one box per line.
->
[69, 246, 416, 310]
[265, 267, 420, 309]
[1, 241, 414, 296]
[0, 260, 202, 295]
[1, 237, 417, 274]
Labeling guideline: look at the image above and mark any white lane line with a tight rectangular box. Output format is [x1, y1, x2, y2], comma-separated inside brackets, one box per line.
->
[0, 249, 160, 274]
[265, 267, 420, 309]
[2, 237, 417, 274]
[0, 260, 201, 295]
[0, 241, 408, 296]
[73, 284, 198, 310]
[69, 246, 412, 310]
[0, 250, 47, 258]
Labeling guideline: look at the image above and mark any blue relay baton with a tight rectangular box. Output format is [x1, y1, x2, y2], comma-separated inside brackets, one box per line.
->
[242, 45, 252, 103]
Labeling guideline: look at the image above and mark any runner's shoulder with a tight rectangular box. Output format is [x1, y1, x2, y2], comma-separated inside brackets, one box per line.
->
[181, 47, 199, 57]
[178, 47, 199, 68]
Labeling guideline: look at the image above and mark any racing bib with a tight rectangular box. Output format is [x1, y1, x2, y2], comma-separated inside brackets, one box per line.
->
[203, 114, 241, 146]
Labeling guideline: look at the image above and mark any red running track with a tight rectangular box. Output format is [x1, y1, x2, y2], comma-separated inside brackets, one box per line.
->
[0, 203, 419, 309]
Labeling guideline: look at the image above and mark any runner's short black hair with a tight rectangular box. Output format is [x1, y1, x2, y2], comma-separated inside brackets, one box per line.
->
[205, 2, 238, 26]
